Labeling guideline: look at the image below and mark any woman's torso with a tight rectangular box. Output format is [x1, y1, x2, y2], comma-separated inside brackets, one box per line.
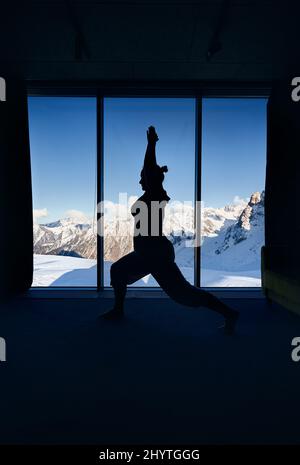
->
[131, 191, 174, 261]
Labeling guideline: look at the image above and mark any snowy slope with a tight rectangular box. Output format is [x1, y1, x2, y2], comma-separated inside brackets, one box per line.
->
[33, 254, 96, 287]
[33, 254, 261, 287]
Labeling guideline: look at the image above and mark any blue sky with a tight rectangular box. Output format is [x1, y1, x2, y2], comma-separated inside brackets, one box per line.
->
[202, 98, 267, 207]
[104, 98, 195, 204]
[28, 96, 267, 223]
[28, 97, 97, 223]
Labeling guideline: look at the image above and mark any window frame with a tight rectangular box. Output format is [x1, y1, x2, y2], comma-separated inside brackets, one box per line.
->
[28, 81, 270, 291]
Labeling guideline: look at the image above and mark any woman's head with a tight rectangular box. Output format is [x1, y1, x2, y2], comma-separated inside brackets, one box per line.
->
[140, 165, 168, 191]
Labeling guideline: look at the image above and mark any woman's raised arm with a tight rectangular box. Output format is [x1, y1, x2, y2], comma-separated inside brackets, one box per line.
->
[143, 126, 159, 173]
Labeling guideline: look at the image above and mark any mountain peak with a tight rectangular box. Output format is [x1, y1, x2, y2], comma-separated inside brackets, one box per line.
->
[249, 191, 261, 206]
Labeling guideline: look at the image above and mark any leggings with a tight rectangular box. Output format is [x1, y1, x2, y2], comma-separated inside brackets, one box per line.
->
[110, 247, 233, 318]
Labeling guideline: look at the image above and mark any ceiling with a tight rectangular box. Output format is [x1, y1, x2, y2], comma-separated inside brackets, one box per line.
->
[1, 1, 299, 82]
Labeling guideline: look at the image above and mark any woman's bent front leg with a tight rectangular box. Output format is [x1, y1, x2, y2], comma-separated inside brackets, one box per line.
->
[101, 252, 150, 319]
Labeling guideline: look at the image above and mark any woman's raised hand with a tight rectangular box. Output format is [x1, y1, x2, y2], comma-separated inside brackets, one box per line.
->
[147, 126, 159, 143]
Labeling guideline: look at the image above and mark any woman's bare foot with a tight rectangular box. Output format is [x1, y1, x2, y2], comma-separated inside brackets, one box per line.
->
[219, 310, 239, 335]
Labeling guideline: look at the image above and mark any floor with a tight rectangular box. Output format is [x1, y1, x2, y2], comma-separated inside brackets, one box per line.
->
[0, 295, 300, 444]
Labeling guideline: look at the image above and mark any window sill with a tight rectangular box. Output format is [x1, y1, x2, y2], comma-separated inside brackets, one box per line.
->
[17, 287, 265, 300]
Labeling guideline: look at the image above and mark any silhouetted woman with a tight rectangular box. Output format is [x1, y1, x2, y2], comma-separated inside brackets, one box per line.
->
[102, 126, 239, 334]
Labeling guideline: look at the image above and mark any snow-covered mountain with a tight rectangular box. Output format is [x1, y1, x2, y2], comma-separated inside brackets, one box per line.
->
[202, 191, 264, 272]
[33, 216, 97, 259]
[33, 191, 264, 273]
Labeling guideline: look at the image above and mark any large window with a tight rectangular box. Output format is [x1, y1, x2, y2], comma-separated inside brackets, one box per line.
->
[29, 97, 97, 287]
[103, 98, 196, 286]
[28, 91, 267, 289]
[201, 98, 267, 287]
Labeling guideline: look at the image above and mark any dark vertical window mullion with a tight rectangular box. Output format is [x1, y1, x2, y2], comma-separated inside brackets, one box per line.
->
[194, 97, 202, 287]
[97, 94, 104, 290]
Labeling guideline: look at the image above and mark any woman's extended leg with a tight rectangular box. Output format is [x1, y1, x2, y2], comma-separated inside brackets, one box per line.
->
[101, 251, 150, 319]
[152, 261, 239, 333]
